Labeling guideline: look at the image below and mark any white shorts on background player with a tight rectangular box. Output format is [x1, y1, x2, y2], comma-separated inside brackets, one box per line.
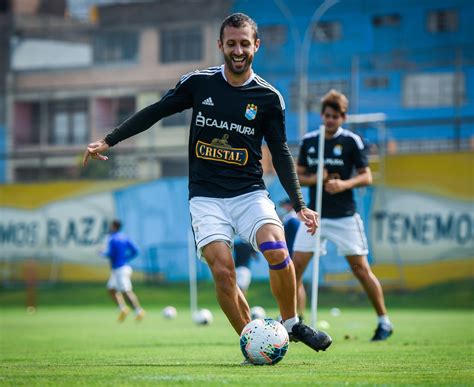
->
[235, 266, 252, 291]
[190, 190, 283, 259]
[107, 265, 133, 292]
[293, 213, 369, 256]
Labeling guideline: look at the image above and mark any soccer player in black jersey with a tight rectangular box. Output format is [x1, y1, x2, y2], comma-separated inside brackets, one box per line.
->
[83, 13, 332, 359]
[292, 90, 393, 341]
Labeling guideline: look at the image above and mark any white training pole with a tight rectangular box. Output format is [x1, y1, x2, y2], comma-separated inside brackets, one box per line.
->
[188, 228, 198, 315]
[311, 125, 326, 329]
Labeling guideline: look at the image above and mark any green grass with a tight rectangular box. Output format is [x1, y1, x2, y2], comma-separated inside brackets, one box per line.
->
[1, 281, 473, 386]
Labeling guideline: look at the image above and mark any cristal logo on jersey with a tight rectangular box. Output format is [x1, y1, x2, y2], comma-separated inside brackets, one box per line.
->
[196, 134, 248, 166]
[333, 144, 343, 156]
[245, 104, 258, 120]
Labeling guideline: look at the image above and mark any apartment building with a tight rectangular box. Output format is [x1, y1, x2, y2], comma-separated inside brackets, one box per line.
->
[5, 0, 232, 182]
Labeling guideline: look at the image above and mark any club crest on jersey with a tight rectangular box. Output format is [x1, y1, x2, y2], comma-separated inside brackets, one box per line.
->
[196, 134, 248, 166]
[333, 144, 343, 156]
[245, 104, 258, 120]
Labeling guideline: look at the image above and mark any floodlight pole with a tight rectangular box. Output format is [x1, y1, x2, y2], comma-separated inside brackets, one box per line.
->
[298, 0, 340, 139]
[273, 0, 340, 139]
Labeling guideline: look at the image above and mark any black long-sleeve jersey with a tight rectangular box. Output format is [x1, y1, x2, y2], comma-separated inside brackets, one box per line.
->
[105, 65, 305, 211]
[297, 127, 369, 218]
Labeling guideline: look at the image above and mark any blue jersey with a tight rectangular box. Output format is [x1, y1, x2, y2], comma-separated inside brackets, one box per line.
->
[101, 232, 139, 269]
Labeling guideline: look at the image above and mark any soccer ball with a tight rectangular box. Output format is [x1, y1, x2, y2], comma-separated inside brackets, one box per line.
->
[240, 318, 289, 365]
[192, 308, 213, 325]
[250, 306, 266, 320]
[317, 320, 330, 330]
[162, 306, 177, 319]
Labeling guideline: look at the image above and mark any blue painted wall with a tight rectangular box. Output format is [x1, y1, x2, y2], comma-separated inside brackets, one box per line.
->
[232, 0, 474, 143]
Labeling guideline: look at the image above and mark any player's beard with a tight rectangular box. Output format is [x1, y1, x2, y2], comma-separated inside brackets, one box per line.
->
[224, 53, 253, 75]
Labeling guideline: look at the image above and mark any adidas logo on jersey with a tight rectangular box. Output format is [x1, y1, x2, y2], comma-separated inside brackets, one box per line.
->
[308, 146, 316, 153]
[202, 97, 214, 106]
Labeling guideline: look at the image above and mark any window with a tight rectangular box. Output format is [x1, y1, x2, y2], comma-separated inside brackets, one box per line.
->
[312, 21, 342, 42]
[259, 25, 287, 47]
[427, 10, 458, 32]
[160, 27, 203, 63]
[13, 102, 40, 146]
[116, 97, 136, 125]
[403, 72, 464, 107]
[94, 30, 138, 63]
[48, 99, 88, 145]
[308, 80, 349, 110]
[364, 76, 389, 89]
[373, 14, 401, 27]
[291, 79, 349, 111]
[94, 96, 135, 131]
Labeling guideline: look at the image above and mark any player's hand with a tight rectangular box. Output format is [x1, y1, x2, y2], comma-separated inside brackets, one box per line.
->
[83, 139, 109, 167]
[297, 207, 319, 235]
[324, 179, 347, 194]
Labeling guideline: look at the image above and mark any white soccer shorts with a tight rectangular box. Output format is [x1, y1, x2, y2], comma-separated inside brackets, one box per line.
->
[106, 265, 133, 292]
[293, 213, 369, 256]
[189, 190, 283, 259]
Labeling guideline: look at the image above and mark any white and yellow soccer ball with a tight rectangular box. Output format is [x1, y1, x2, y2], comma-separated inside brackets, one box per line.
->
[240, 318, 289, 365]
[192, 308, 213, 325]
[162, 306, 177, 319]
[250, 306, 266, 320]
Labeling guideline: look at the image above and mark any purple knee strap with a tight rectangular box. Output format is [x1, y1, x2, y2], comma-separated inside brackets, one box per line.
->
[269, 256, 291, 270]
[259, 241, 287, 253]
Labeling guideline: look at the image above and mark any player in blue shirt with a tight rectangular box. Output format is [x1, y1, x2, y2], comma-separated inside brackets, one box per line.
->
[100, 219, 145, 322]
[292, 90, 393, 341]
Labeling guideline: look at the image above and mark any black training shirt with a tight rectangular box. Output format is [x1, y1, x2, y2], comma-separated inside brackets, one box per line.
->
[105, 66, 305, 210]
[297, 127, 368, 218]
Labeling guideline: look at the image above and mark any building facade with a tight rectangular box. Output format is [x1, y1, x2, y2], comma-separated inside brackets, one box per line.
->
[4, 0, 231, 182]
[2, 0, 473, 182]
[235, 0, 474, 149]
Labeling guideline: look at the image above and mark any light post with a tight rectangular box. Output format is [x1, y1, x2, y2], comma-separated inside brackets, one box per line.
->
[273, 0, 340, 139]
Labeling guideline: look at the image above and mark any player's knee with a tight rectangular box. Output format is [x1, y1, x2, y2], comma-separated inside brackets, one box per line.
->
[292, 257, 306, 277]
[259, 241, 291, 270]
[213, 265, 236, 287]
[350, 263, 370, 278]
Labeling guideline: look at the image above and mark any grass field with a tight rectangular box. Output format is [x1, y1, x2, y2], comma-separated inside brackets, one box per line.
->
[1, 281, 473, 386]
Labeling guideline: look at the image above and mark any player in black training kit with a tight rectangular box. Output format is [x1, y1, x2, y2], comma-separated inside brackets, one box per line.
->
[292, 90, 393, 341]
[83, 13, 332, 361]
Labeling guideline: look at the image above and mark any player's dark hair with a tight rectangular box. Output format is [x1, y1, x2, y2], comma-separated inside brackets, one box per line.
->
[321, 89, 349, 116]
[219, 12, 258, 42]
[111, 219, 122, 232]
